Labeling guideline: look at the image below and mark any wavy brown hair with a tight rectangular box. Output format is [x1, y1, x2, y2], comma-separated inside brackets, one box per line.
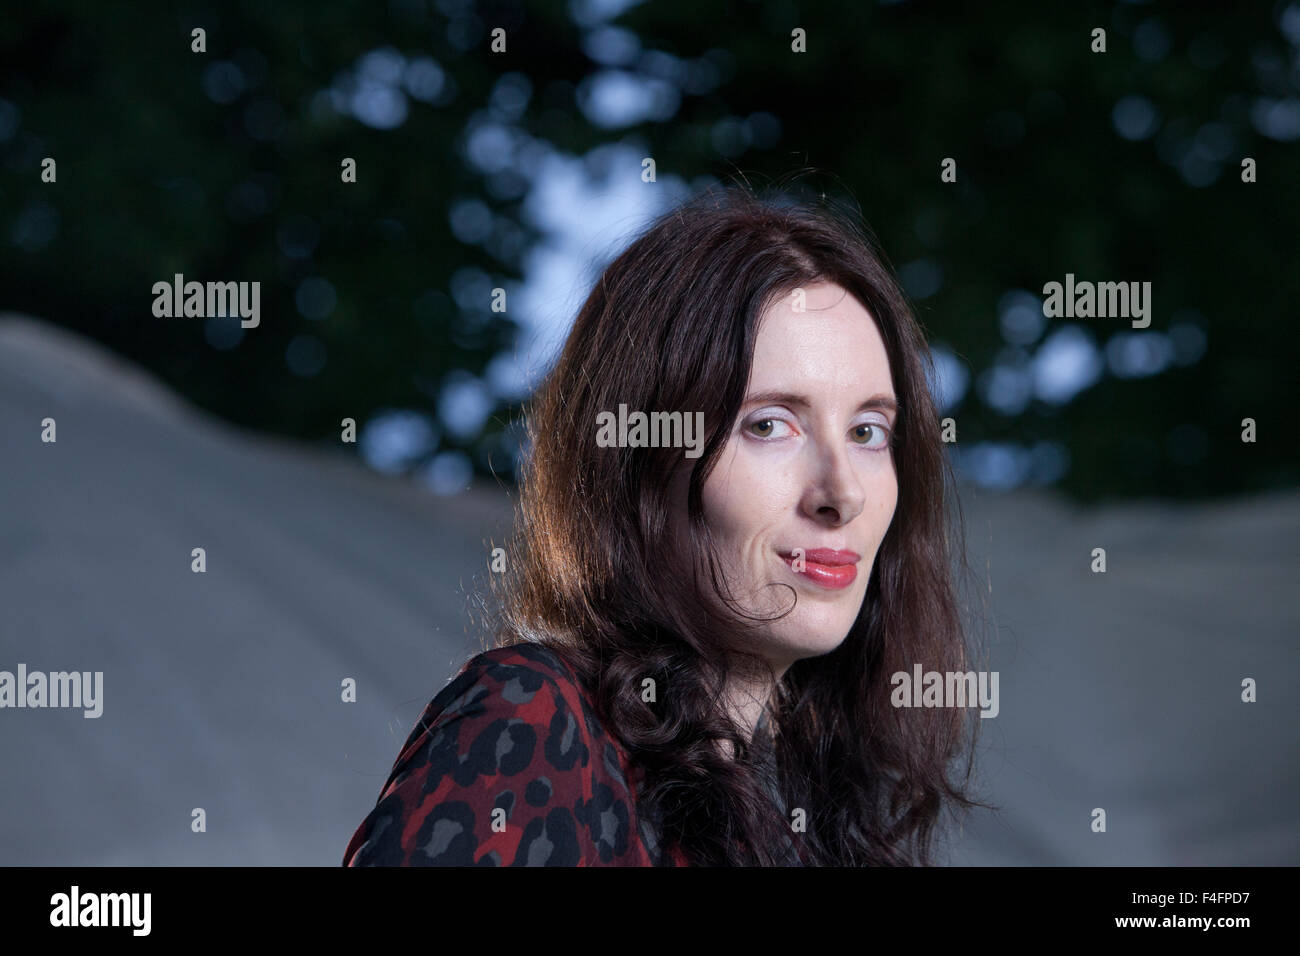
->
[485, 180, 989, 866]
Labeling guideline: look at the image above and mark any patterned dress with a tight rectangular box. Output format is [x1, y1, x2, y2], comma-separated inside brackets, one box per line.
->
[344, 641, 688, 866]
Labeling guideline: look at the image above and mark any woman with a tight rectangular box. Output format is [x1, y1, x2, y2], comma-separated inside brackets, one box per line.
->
[344, 182, 987, 867]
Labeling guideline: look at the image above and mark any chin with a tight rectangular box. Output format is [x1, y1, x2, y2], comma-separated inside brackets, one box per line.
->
[773, 618, 857, 663]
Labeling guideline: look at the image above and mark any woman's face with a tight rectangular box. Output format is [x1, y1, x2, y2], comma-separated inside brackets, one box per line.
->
[671, 280, 899, 675]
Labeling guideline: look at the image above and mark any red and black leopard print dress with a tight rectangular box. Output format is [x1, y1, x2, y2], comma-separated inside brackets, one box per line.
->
[343, 640, 690, 866]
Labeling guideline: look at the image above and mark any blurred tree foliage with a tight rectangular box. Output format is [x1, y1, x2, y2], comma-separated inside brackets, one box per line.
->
[1, 0, 1295, 501]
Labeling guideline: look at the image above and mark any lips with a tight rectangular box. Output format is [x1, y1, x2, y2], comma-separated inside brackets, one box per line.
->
[779, 548, 861, 590]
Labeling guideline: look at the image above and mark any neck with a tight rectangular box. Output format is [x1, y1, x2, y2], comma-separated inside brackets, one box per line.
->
[717, 657, 786, 759]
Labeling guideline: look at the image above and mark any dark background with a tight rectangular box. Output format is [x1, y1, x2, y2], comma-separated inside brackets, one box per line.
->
[4, 0, 1296, 500]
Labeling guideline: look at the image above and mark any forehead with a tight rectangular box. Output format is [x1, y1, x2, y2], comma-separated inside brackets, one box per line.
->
[749, 282, 893, 391]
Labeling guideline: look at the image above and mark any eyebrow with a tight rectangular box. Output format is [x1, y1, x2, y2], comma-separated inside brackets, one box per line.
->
[743, 390, 899, 415]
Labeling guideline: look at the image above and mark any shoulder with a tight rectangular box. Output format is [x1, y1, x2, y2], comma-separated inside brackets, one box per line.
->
[345, 641, 648, 866]
[395, 640, 607, 797]
[379, 641, 596, 771]
[437, 642, 605, 759]
[455, 641, 589, 713]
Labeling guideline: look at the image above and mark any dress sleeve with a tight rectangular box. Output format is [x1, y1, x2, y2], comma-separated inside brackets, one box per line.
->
[344, 650, 602, 866]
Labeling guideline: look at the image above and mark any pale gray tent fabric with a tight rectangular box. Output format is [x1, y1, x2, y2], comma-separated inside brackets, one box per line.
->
[947, 487, 1299, 864]
[1, 313, 1296, 865]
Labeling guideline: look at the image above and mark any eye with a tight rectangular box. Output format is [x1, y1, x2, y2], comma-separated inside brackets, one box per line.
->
[850, 421, 891, 449]
[746, 417, 793, 439]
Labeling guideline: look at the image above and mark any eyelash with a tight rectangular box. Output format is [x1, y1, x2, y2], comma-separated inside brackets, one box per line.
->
[743, 414, 893, 450]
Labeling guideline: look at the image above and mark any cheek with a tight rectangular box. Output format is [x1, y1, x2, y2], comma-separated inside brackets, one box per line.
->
[872, 471, 899, 550]
[700, 477, 747, 550]
[881, 466, 899, 516]
[876, 468, 898, 524]
[853, 461, 898, 562]
[701, 447, 790, 551]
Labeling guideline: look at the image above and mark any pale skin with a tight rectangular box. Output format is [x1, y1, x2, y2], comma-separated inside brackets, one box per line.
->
[669, 280, 900, 754]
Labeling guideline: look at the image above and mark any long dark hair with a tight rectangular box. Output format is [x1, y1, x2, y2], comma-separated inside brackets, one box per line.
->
[486, 180, 989, 866]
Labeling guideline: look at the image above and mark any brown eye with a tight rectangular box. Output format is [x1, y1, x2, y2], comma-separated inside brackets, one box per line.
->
[749, 419, 774, 437]
[851, 423, 889, 448]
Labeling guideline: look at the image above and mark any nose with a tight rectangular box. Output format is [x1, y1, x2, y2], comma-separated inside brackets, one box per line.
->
[800, 432, 866, 527]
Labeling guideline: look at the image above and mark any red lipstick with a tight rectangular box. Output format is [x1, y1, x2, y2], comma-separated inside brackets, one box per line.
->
[779, 548, 860, 590]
